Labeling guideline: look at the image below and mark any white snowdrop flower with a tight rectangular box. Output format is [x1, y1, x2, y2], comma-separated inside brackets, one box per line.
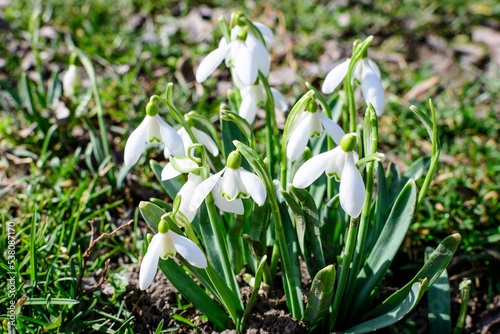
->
[63, 64, 80, 96]
[161, 168, 243, 220]
[177, 127, 219, 157]
[124, 102, 185, 166]
[286, 100, 345, 161]
[322, 57, 385, 116]
[139, 220, 207, 290]
[196, 26, 271, 86]
[189, 150, 266, 215]
[239, 83, 288, 124]
[293, 133, 365, 218]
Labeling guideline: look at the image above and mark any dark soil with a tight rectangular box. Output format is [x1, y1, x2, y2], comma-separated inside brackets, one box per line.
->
[120, 264, 309, 334]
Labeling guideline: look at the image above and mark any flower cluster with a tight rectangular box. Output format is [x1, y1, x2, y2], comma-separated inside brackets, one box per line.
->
[196, 19, 287, 124]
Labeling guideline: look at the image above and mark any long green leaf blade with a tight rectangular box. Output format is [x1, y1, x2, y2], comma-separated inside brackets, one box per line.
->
[158, 258, 229, 329]
[350, 179, 417, 317]
[302, 264, 336, 325]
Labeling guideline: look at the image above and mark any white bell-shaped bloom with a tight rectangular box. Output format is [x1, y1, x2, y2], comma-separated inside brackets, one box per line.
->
[292, 135, 365, 218]
[63, 64, 80, 96]
[286, 102, 345, 162]
[239, 83, 288, 124]
[161, 169, 243, 220]
[189, 151, 266, 215]
[177, 127, 219, 157]
[322, 57, 385, 116]
[139, 229, 207, 290]
[196, 25, 271, 86]
[124, 114, 185, 166]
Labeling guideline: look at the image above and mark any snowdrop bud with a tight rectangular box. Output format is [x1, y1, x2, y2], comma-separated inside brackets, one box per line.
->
[235, 13, 247, 27]
[227, 150, 242, 169]
[340, 133, 357, 152]
[158, 219, 170, 234]
[236, 28, 248, 41]
[145, 100, 158, 117]
[63, 64, 80, 97]
[307, 99, 318, 113]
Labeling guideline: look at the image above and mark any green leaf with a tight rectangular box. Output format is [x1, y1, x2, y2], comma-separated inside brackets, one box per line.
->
[426, 248, 451, 334]
[345, 279, 429, 333]
[159, 258, 229, 329]
[280, 189, 306, 255]
[24, 298, 79, 306]
[241, 256, 268, 329]
[363, 234, 461, 321]
[350, 179, 417, 317]
[150, 159, 183, 199]
[302, 264, 336, 325]
[290, 186, 326, 271]
[154, 320, 164, 334]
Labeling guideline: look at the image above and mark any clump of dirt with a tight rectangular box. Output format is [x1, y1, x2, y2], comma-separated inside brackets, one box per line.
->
[122, 264, 309, 333]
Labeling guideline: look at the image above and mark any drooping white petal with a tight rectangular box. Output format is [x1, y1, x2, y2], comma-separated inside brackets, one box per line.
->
[322, 60, 350, 94]
[177, 127, 192, 155]
[178, 173, 203, 222]
[245, 35, 270, 76]
[292, 149, 336, 188]
[309, 112, 323, 138]
[168, 231, 207, 268]
[325, 147, 346, 180]
[365, 58, 381, 78]
[287, 112, 313, 161]
[232, 70, 247, 89]
[271, 88, 288, 111]
[124, 117, 149, 166]
[233, 41, 258, 86]
[361, 66, 385, 116]
[238, 168, 266, 206]
[156, 116, 185, 157]
[161, 162, 181, 180]
[221, 168, 240, 200]
[319, 113, 345, 145]
[146, 116, 162, 143]
[192, 128, 219, 156]
[63, 65, 80, 96]
[253, 22, 274, 46]
[230, 26, 241, 42]
[339, 151, 366, 218]
[239, 92, 258, 124]
[196, 42, 232, 83]
[353, 60, 363, 82]
[139, 234, 162, 290]
[212, 178, 245, 215]
[160, 233, 177, 260]
[189, 168, 226, 211]
[170, 156, 199, 173]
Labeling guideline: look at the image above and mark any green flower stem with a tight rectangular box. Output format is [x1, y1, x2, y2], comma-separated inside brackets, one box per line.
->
[338, 160, 375, 324]
[344, 36, 373, 133]
[305, 82, 335, 198]
[328, 217, 359, 330]
[454, 279, 471, 334]
[235, 140, 304, 319]
[259, 73, 280, 176]
[280, 91, 316, 186]
[203, 183, 240, 298]
[338, 105, 378, 324]
[417, 99, 440, 206]
[228, 215, 246, 274]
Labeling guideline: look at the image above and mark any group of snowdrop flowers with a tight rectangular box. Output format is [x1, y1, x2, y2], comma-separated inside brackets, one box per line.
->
[117, 16, 385, 290]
